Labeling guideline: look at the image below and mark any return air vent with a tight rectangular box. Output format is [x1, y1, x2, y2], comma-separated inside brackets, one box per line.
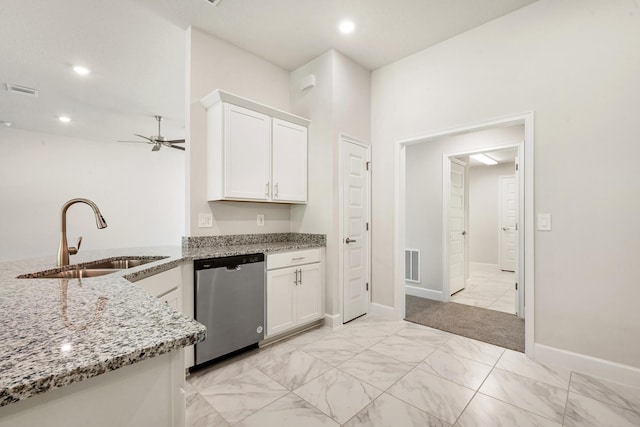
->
[405, 249, 420, 283]
[5, 83, 39, 97]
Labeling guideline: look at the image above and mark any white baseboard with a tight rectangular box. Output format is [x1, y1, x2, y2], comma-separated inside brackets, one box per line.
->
[469, 262, 500, 273]
[405, 285, 443, 301]
[535, 344, 640, 388]
[370, 302, 396, 320]
[324, 313, 341, 330]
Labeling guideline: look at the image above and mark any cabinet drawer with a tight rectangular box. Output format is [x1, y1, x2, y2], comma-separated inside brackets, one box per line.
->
[267, 248, 321, 270]
[135, 267, 181, 298]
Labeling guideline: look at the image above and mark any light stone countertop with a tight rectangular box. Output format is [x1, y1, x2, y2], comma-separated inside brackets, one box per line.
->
[0, 236, 325, 407]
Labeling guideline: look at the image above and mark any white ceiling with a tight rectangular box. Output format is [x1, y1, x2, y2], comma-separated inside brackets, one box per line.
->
[0, 0, 537, 145]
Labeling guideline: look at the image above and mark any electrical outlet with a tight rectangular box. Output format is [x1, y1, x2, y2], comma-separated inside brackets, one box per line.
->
[198, 213, 213, 228]
[257, 214, 265, 226]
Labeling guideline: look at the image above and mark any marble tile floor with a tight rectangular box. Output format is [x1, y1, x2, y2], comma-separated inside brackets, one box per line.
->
[451, 268, 516, 314]
[185, 315, 640, 426]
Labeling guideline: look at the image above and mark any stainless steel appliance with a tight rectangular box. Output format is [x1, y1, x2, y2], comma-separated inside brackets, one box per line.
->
[194, 253, 265, 365]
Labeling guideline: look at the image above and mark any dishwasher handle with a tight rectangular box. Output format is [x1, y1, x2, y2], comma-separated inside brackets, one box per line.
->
[226, 265, 242, 271]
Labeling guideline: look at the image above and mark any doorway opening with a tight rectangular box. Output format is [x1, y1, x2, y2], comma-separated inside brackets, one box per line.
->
[394, 112, 534, 356]
[447, 146, 522, 317]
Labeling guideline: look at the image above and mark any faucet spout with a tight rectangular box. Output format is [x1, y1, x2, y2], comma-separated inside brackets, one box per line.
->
[57, 198, 108, 266]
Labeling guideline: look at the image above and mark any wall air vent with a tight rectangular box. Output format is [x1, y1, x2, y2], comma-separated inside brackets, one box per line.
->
[5, 83, 39, 98]
[405, 249, 420, 283]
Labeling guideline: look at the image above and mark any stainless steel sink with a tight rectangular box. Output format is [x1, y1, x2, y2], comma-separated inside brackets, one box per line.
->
[39, 268, 119, 279]
[18, 256, 168, 279]
[84, 257, 165, 270]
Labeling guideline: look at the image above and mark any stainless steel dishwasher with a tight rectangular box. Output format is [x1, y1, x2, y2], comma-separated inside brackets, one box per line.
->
[194, 253, 265, 366]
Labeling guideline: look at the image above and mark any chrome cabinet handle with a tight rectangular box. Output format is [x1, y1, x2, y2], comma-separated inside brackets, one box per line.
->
[265, 182, 270, 196]
[299, 268, 302, 285]
[294, 269, 298, 286]
[292, 257, 306, 261]
[345, 237, 357, 244]
[274, 183, 279, 198]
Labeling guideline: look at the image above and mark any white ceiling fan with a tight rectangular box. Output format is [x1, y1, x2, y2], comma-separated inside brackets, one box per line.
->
[119, 115, 185, 151]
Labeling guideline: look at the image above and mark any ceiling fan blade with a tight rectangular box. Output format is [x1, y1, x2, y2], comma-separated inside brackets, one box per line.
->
[167, 139, 186, 144]
[134, 134, 155, 143]
[151, 143, 161, 152]
[118, 140, 153, 144]
[169, 144, 185, 151]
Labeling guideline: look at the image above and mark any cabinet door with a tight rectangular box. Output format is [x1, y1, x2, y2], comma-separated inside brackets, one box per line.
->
[272, 118, 307, 203]
[160, 287, 182, 311]
[295, 263, 322, 325]
[266, 267, 297, 337]
[224, 104, 271, 200]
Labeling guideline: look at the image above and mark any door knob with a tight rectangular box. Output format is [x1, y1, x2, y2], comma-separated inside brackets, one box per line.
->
[502, 227, 509, 231]
[461, 231, 466, 236]
[345, 237, 357, 244]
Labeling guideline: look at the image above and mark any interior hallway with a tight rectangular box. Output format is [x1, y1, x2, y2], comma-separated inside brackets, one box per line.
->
[451, 268, 516, 314]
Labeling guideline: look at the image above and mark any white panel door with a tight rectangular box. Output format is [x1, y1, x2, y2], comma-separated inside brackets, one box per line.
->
[449, 160, 466, 295]
[499, 175, 517, 272]
[223, 104, 271, 200]
[343, 141, 369, 323]
[266, 267, 296, 337]
[296, 263, 322, 325]
[272, 118, 307, 203]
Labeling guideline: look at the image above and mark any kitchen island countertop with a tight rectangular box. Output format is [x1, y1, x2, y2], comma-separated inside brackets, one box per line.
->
[0, 235, 325, 407]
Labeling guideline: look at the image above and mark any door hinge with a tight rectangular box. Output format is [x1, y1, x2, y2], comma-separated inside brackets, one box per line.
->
[515, 163, 519, 171]
[366, 161, 371, 171]
[366, 222, 369, 231]
[515, 282, 518, 290]
[366, 282, 369, 291]
[515, 223, 518, 231]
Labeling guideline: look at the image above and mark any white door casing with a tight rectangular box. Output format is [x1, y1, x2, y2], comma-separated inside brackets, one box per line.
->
[342, 140, 370, 323]
[449, 160, 466, 295]
[499, 175, 517, 272]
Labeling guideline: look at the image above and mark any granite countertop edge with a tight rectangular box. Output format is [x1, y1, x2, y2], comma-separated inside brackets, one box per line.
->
[0, 238, 325, 407]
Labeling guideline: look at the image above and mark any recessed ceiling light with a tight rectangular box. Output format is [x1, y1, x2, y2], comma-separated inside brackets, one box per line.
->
[73, 65, 91, 76]
[0, 121, 12, 127]
[338, 20, 355, 34]
[470, 153, 498, 165]
[58, 116, 71, 124]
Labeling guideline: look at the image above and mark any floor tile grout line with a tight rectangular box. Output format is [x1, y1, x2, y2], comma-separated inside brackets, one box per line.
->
[560, 371, 574, 426]
[567, 370, 640, 415]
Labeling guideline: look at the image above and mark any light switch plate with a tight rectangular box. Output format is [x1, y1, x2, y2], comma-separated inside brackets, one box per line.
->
[537, 213, 551, 231]
[257, 214, 265, 226]
[198, 213, 213, 228]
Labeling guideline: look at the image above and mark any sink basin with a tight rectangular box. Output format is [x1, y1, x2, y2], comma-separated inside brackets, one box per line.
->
[38, 268, 119, 279]
[84, 257, 165, 270]
[18, 256, 168, 279]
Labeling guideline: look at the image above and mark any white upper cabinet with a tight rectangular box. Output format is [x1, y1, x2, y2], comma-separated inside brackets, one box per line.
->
[201, 90, 309, 204]
[272, 118, 307, 203]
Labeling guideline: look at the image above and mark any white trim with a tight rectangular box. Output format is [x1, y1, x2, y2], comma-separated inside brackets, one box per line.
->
[338, 134, 372, 325]
[370, 302, 396, 320]
[535, 344, 640, 389]
[405, 285, 443, 301]
[324, 313, 342, 330]
[394, 111, 535, 357]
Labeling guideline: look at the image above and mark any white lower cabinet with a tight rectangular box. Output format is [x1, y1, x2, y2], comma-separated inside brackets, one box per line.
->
[266, 249, 324, 338]
[135, 266, 183, 312]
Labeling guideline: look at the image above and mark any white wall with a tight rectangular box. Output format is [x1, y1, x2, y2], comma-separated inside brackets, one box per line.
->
[468, 162, 515, 265]
[405, 126, 522, 293]
[372, 0, 640, 367]
[290, 50, 371, 316]
[0, 127, 184, 262]
[186, 28, 292, 237]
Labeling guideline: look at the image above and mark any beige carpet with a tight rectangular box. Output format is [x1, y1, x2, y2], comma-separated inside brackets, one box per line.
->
[405, 295, 525, 352]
